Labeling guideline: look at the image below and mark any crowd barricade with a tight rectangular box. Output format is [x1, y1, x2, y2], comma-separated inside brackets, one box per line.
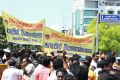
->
[0, 64, 8, 79]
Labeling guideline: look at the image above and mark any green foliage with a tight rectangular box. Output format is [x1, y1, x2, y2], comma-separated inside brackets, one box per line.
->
[86, 18, 97, 33]
[0, 16, 7, 49]
[86, 18, 120, 53]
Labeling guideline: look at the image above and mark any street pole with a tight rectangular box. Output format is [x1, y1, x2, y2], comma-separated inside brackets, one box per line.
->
[96, 13, 99, 52]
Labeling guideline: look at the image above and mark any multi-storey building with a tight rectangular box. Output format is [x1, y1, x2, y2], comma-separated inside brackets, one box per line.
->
[73, 0, 98, 36]
[73, 0, 120, 36]
[99, 0, 120, 14]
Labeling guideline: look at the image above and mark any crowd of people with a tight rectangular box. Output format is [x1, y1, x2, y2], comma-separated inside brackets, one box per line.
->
[0, 48, 120, 80]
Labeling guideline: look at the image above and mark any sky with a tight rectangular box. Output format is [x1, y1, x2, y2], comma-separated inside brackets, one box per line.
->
[0, 0, 72, 31]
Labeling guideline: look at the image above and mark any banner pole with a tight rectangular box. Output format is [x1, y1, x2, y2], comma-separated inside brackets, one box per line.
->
[96, 13, 99, 52]
[41, 19, 45, 52]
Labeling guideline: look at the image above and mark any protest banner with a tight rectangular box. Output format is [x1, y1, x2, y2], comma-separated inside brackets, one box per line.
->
[44, 27, 95, 56]
[2, 12, 44, 45]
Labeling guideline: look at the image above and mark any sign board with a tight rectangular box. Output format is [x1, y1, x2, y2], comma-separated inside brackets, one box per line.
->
[99, 14, 120, 23]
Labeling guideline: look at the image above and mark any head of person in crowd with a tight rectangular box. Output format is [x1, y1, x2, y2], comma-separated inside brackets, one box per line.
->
[24, 50, 31, 57]
[72, 54, 80, 66]
[50, 51, 55, 56]
[113, 59, 120, 70]
[30, 52, 37, 61]
[70, 65, 88, 80]
[64, 74, 75, 80]
[98, 69, 120, 80]
[99, 51, 106, 61]
[37, 55, 43, 64]
[80, 56, 92, 69]
[21, 57, 31, 68]
[72, 58, 79, 66]
[52, 58, 63, 70]
[15, 58, 22, 69]
[42, 56, 51, 68]
[32, 59, 39, 68]
[103, 59, 116, 70]
[97, 61, 105, 69]
[72, 54, 81, 61]
[56, 68, 68, 80]
[112, 51, 117, 57]
[85, 56, 92, 66]
[92, 52, 99, 62]
[106, 56, 116, 68]
[112, 62, 120, 70]
[68, 57, 73, 67]
[8, 59, 16, 67]
[79, 57, 85, 66]
[103, 59, 112, 70]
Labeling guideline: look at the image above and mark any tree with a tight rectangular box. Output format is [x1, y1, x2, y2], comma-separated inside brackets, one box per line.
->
[0, 16, 7, 49]
[86, 18, 120, 54]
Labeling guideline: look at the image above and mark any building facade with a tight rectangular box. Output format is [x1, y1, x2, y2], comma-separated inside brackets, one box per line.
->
[73, 0, 120, 36]
[99, 0, 120, 14]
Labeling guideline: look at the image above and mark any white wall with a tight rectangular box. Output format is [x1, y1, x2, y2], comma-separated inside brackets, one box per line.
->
[85, 1, 98, 8]
[104, 6, 120, 14]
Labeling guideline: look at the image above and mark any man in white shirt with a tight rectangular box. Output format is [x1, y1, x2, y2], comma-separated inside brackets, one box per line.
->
[1, 59, 23, 80]
[90, 53, 99, 71]
[22, 57, 35, 77]
[94, 61, 104, 78]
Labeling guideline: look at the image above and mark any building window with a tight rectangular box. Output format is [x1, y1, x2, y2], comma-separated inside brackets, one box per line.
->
[75, 30, 80, 35]
[84, 18, 93, 24]
[84, 10, 97, 16]
[117, 3, 120, 6]
[105, 2, 114, 6]
[108, 11, 114, 14]
[85, 1, 98, 8]
[118, 11, 120, 15]
[101, 10, 103, 12]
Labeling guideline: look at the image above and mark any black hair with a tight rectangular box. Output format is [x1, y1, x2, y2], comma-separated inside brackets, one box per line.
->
[73, 59, 80, 66]
[50, 51, 54, 56]
[31, 52, 36, 59]
[64, 74, 75, 80]
[85, 56, 92, 63]
[84, 56, 92, 67]
[68, 57, 73, 62]
[70, 65, 88, 80]
[72, 54, 81, 61]
[8, 59, 16, 66]
[53, 58, 63, 70]
[98, 69, 120, 80]
[97, 61, 105, 69]
[103, 60, 110, 67]
[37, 55, 43, 64]
[42, 56, 51, 67]
[92, 52, 99, 57]
[56, 68, 67, 75]
[0, 50, 4, 57]
[106, 56, 116, 63]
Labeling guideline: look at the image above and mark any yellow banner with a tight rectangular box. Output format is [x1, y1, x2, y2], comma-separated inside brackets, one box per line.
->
[44, 27, 95, 56]
[2, 12, 44, 45]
